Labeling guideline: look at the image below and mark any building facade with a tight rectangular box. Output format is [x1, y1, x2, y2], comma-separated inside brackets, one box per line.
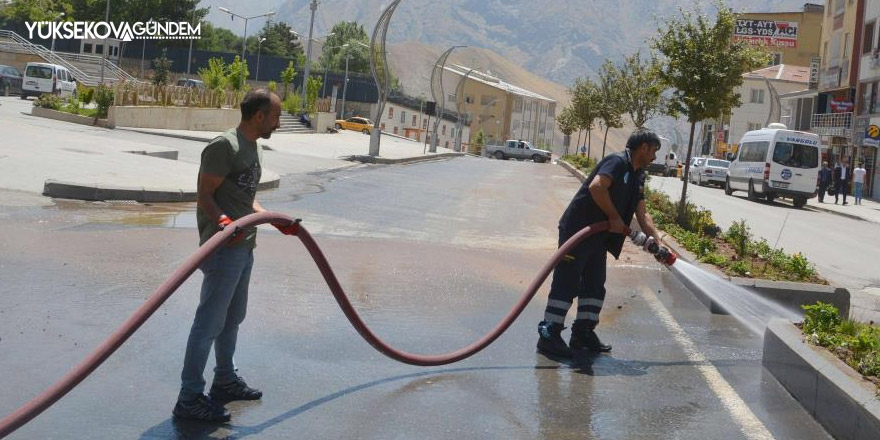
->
[856, 0, 880, 198]
[735, 4, 824, 67]
[371, 95, 469, 152]
[440, 65, 557, 149]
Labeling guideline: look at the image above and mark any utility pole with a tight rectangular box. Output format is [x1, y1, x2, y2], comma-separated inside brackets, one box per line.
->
[187, 5, 210, 79]
[301, 0, 318, 112]
[98, 0, 109, 86]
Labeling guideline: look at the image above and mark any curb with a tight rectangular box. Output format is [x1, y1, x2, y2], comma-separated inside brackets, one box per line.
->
[557, 159, 588, 183]
[343, 152, 464, 165]
[806, 203, 879, 225]
[115, 127, 216, 143]
[42, 177, 280, 203]
[763, 319, 880, 440]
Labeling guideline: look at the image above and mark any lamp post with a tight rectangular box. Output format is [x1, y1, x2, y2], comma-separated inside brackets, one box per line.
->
[341, 48, 350, 119]
[299, 0, 318, 112]
[187, 4, 211, 79]
[98, 0, 110, 86]
[292, 29, 335, 104]
[50, 12, 64, 52]
[217, 6, 275, 87]
[255, 37, 266, 81]
[140, 17, 153, 80]
[322, 43, 348, 100]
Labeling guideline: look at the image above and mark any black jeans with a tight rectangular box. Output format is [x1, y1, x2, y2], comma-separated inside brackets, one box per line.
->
[544, 229, 608, 328]
[835, 180, 849, 203]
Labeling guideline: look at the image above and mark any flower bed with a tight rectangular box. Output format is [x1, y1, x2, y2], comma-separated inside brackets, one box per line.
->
[801, 302, 880, 392]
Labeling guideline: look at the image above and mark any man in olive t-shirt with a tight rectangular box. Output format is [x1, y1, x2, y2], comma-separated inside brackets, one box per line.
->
[173, 89, 285, 423]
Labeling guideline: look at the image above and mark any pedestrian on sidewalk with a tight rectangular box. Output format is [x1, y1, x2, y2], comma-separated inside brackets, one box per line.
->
[854, 161, 867, 205]
[173, 88, 300, 423]
[834, 158, 851, 205]
[818, 161, 832, 203]
[537, 128, 666, 359]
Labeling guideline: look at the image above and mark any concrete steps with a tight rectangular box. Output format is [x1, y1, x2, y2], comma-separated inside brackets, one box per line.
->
[277, 114, 313, 134]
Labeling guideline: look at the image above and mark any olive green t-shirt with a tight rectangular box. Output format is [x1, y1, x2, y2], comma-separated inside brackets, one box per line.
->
[196, 129, 263, 248]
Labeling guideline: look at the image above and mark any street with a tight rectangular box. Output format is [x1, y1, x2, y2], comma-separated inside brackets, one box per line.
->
[0, 151, 830, 438]
[648, 176, 880, 292]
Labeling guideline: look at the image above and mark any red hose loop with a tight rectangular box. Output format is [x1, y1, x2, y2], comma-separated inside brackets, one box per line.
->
[0, 212, 608, 438]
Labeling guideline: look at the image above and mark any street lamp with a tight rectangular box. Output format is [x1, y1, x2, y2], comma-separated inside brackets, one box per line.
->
[292, 29, 334, 109]
[50, 12, 64, 52]
[187, 4, 211, 79]
[322, 43, 348, 98]
[140, 17, 153, 80]
[255, 37, 266, 82]
[217, 6, 275, 87]
[338, 41, 369, 119]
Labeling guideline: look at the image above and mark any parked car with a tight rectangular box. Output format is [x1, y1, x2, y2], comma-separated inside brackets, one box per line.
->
[646, 136, 674, 175]
[484, 140, 552, 163]
[725, 123, 820, 208]
[21, 62, 76, 99]
[176, 78, 205, 89]
[689, 158, 730, 187]
[335, 117, 373, 134]
[682, 157, 706, 181]
[0, 65, 23, 96]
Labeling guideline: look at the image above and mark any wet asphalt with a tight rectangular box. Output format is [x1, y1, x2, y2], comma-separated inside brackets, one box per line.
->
[0, 157, 831, 439]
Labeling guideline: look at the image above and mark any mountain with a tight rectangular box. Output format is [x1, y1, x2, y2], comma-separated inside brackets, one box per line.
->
[204, 0, 820, 150]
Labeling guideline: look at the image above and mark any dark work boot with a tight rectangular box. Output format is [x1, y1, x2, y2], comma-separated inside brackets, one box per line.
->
[537, 321, 573, 358]
[569, 320, 612, 353]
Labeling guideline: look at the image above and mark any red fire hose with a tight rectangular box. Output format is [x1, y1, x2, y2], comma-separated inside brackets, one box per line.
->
[0, 211, 608, 438]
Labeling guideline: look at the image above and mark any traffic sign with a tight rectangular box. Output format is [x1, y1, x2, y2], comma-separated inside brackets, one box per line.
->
[867, 124, 880, 139]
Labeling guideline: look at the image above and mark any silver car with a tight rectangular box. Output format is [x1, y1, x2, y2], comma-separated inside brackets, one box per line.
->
[689, 158, 730, 187]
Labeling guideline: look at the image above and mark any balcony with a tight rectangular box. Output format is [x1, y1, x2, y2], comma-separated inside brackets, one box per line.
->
[811, 112, 853, 137]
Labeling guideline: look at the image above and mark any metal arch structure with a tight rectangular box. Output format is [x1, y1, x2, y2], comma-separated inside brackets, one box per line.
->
[454, 68, 476, 152]
[430, 45, 466, 153]
[368, 0, 402, 157]
[764, 77, 782, 127]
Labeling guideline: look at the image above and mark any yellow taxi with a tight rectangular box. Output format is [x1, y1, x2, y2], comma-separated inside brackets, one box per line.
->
[335, 116, 373, 134]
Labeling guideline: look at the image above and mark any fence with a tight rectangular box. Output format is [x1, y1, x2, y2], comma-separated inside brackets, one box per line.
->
[111, 81, 241, 109]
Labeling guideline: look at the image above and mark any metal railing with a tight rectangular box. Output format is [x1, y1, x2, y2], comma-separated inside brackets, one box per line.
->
[0, 30, 135, 86]
[811, 112, 853, 137]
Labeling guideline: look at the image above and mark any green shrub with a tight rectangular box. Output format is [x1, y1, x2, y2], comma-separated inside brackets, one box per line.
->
[802, 302, 842, 335]
[267, 80, 277, 93]
[94, 85, 115, 119]
[725, 220, 752, 258]
[33, 94, 62, 110]
[728, 260, 752, 276]
[284, 93, 301, 115]
[699, 252, 728, 265]
[64, 97, 82, 115]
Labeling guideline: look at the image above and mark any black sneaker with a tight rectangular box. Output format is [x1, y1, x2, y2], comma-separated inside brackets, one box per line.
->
[569, 323, 612, 353]
[173, 394, 230, 423]
[537, 321, 573, 358]
[210, 375, 263, 402]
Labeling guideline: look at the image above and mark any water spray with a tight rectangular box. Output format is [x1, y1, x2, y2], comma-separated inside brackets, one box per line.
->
[629, 230, 677, 267]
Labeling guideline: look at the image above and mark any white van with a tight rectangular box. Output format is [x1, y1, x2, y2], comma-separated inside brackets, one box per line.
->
[647, 136, 675, 175]
[21, 62, 76, 100]
[725, 123, 821, 208]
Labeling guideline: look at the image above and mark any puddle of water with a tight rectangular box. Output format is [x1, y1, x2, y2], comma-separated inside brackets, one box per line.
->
[673, 260, 801, 335]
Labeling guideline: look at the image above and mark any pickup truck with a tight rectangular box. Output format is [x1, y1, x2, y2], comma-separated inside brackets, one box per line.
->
[485, 140, 552, 163]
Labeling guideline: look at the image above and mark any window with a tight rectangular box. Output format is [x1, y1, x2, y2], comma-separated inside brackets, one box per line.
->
[864, 21, 875, 55]
[388, 107, 394, 118]
[442, 125, 446, 135]
[380, 123, 386, 130]
[772, 142, 819, 169]
[451, 128, 456, 138]
[749, 89, 765, 104]
[412, 115, 417, 126]
[400, 110, 406, 123]
[844, 33, 851, 58]
[83, 43, 93, 53]
[423, 119, 428, 130]
[445, 141, 449, 149]
[465, 95, 474, 104]
[393, 127, 398, 135]
[739, 141, 770, 162]
[95, 44, 104, 54]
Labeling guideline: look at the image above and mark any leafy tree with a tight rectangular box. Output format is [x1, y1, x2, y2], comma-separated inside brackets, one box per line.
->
[556, 106, 578, 156]
[306, 75, 322, 114]
[247, 21, 303, 59]
[653, 1, 767, 224]
[226, 55, 249, 92]
[570, 78, 599, 158]
[199, 57, 227, 91]
[596, 59, 625, 158]
[318, 21, 371, 74]
[280, 61, 297, 99]
[1, 0, 72, 22]
[152, 48, 172, 86]
[193, 22, 241, 53]
[617, 49, 666, 128]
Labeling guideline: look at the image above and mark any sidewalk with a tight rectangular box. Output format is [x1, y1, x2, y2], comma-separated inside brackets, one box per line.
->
[807, 196, 880, 225]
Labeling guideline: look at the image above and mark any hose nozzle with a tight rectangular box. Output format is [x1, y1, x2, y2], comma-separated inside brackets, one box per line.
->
[629, 231, 677, 267]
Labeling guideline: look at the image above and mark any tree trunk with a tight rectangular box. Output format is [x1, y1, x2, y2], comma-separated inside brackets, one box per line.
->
[601, 125, 610, 158]
[677, 121, 697, 226]
[576, 130, 583, 155]
[587, 130, 592, 158]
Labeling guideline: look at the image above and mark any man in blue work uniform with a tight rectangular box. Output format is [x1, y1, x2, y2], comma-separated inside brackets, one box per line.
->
[537, 128, 667, 358]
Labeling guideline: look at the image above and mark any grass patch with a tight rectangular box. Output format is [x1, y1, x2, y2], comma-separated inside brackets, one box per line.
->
[561, 155, 596, 174]
[645, 187, 825, 283]
[801, 302, 880, 393]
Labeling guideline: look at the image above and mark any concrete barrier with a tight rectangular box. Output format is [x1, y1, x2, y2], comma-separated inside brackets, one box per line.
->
[31, 106, 110, 128]
[108, 106, 240, 131]
[314, 112, 335, 133]
[763, 319, 880, 440]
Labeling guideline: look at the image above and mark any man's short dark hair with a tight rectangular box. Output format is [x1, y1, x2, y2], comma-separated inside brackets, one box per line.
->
[240, 88, 276, 120]
[626, 128, 661, 151]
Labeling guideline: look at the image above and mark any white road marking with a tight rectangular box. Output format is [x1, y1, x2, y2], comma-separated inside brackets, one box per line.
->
[641, 287, 775, 440]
